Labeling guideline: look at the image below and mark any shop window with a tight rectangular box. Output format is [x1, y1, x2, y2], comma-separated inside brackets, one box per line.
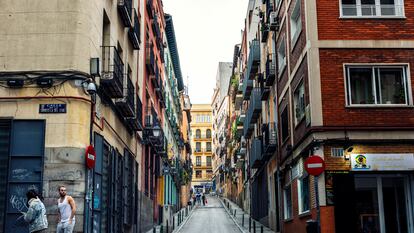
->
[283, 184, 292, 219]
[340, 0, 405, 17]
[345, 65, 410, 106]
[298, 175, 310, 214]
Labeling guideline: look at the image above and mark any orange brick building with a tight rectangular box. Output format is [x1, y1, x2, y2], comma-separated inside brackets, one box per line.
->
[271, 0, 414, 233]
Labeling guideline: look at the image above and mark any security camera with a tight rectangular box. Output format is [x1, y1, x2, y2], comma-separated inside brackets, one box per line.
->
[87, 82, 97, 95]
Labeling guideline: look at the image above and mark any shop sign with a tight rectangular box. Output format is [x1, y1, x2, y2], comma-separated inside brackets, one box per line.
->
[351, 153, 414, 171]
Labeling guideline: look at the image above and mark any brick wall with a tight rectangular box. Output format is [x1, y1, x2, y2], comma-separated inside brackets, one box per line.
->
[317, 0, 414, 40]
[319, 48, 414, 127]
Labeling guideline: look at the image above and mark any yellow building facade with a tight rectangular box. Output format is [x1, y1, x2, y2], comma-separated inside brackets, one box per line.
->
[190, 104, 213, 193]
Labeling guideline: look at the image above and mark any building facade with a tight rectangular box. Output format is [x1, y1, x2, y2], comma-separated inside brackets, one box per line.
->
[190, 104, 213, 193]
[0, 0, 190, 233]
[228, 0, 414, 233]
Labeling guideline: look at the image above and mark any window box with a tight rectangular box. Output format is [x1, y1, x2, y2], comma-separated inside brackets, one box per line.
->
[345, 65, 411, 106]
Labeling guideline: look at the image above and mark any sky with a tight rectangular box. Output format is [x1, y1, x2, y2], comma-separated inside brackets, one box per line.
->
[162, 0, 249, 104]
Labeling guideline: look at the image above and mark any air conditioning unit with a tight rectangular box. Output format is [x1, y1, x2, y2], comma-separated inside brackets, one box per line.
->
[269, 12, 279, 31]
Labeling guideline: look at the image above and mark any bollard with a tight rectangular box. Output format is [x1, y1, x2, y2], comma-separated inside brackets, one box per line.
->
[160, 225, 164, 233]
[173, 216, 175, 230]
[153, 226, 156, 233]
[253, 221, 256, 233]
[249, 217, 252, 232]
[234, 209, 236, 217]
[166, 221, 169, 233]
[261, 225, 263, 233]
[242, 214, 244, 227]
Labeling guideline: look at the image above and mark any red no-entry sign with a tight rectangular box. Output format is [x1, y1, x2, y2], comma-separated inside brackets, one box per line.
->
[304, 155, 325, 176]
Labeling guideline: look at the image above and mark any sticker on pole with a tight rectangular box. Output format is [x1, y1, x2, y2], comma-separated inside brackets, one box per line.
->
[304, 155, 325, 176]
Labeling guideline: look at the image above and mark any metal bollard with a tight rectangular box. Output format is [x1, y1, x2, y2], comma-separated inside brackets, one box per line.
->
[249, 217, 252, 232]
[161, 225, 164, 233]
[153, 226, 156, 233]
[173, 216, 175, 229]
[261, 225, 263, 233]
[242, 214, 244, 227]
[253, 221, 256, 233]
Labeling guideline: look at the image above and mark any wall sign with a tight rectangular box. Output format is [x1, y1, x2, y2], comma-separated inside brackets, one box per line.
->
[351, 153, 414, 171]
[39, 104, 67, 113]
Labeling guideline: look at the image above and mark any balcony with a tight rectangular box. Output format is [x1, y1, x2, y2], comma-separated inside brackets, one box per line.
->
[261, 21, 269, 43]
[194, 134, 212, 141]
[152, 14, 162, 41]
[260, 73, 271, 100]
[128, 9, 141, 50]
[265, 56, 276, 86]
[116, 75, 135, 117]
[150, 66, 160, 88]
[155, 81, 165, 107]
[118, 0, 133, 27]
[262, 122, 277, 156]
[246, 40, 260, 80]
[250, 138, 263, 169]
[242, 77, 253, 100]
[125, 95, 143, 132]
[247, 88, 262, 124]
[146, 0, 154, 19]
[101, 46, 124, 98]
[146, 43, 155, 74]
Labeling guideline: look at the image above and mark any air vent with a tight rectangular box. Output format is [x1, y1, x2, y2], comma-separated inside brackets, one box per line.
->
[331, 148, 344, 158]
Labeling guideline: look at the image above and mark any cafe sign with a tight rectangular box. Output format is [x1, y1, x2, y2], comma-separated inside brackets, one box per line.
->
[351, 153, 414, 171]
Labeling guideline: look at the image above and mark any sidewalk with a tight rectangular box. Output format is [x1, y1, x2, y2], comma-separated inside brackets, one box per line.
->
[219, 197, 275, 233]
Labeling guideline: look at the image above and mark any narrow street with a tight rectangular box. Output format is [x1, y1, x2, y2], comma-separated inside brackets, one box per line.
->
[177, 196, 241, 233]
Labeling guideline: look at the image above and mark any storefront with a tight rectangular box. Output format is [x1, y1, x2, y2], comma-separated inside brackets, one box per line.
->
[329, 153, 414, 233]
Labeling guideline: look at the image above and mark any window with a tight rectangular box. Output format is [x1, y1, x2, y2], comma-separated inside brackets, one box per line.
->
[283, 185, 292, 219]
[206, 142, 212, 152]
[298, 175, 310, 214]
[294, 81, 305, 124]
[345, 66, 410, 106]
[206, 170, 213, 178]
[206, 156, 212, 166]
[196, 142, 201, 152]
[196, 129, 201, 138]
[277, 37, 286, 74]
[340, 0, 405, 17]
[281, 107, 289, 142]
[196, 156, 201, 166]
[195, 170, 202, 178]
[290, 0, 302, 45]
[206, 129, 212, 138]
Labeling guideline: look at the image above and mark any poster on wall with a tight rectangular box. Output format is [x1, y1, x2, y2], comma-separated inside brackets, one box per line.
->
[325, 171, 349, 205]
[350, 153, 414, 171]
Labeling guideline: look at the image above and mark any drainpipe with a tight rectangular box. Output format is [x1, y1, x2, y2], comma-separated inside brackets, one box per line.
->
[84, 92, 95, 233]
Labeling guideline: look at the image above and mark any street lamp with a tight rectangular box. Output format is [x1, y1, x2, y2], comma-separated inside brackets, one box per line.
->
[152, 124, 161, 137]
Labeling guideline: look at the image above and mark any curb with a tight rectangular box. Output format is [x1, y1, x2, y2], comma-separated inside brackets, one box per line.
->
[218, 198, 249, 233]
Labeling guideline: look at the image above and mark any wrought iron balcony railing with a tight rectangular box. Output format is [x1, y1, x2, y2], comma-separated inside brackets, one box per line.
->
[262, 122, 277, 156]
[118, 0, 133, 27]
[265, 56, 276, 86]
[242, 77, 253, 100]
[246, 39, 260, 80]
[116, 74, 135, 117]
[101, 46, 124, 98]
[128, 9, 141, 50]
[146, 43, 155, 74]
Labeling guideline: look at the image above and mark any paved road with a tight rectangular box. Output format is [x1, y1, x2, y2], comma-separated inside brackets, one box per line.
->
[177, 196, 242, 233]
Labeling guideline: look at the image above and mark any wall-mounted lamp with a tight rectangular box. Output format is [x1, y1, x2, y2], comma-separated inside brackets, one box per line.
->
[347, 147, 354, 153]
[344, 154, 350, 160]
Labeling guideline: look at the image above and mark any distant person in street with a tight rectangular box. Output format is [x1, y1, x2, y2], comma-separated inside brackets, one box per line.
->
[196, 192, 201, 205]
[57, 185, 76, 233]
[22, 189, 48, 233]
[202, 193, 206, 206]
[192, 193, 196, 206]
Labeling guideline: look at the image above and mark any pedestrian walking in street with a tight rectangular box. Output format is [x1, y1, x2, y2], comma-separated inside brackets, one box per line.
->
[192, 193, 196, 206]
[22, 189, 48, 233]
[57, 185, 76, 233]
[196, 192, 201, 205]
[202, 193, 206, 206]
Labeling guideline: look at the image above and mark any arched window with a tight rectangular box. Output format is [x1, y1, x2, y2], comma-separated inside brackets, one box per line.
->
[206, 129, 212, 138]
[196, 129, 201, 139]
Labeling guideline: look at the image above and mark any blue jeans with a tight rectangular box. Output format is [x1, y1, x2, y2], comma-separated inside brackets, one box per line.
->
[57, 220, 75, 233]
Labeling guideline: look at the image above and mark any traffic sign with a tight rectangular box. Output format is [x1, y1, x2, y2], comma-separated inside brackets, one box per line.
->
[304, 155, 325, 176]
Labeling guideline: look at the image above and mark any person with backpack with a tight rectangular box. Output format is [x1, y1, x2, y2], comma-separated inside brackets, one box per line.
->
[22, 189, 48, 233]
